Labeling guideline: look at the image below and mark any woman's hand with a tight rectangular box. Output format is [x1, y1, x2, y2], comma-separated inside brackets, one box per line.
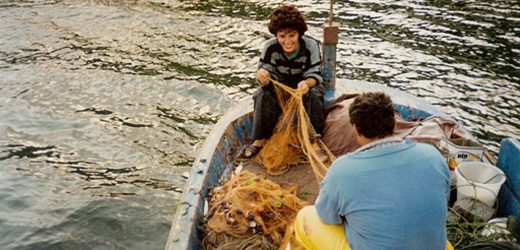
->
[256, 68, 271, 86]
[297, 80, 310, 94]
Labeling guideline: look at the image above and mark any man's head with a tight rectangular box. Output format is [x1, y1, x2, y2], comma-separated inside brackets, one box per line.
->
[268, 4, 307, 54]
[349, 92, 395, 141]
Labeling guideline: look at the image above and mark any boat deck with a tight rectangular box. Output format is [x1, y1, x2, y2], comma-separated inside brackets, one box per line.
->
[235, 157, 320, 204]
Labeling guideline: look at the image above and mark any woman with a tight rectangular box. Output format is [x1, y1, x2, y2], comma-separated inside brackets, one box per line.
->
[243, 4, 325, 158]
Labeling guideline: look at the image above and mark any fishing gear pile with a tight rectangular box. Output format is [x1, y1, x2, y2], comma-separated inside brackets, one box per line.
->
[447, 207, 518, 248]
[255, 79, 335, 182]
[446, 186, 519, 249]
[201, 171, 306, 250]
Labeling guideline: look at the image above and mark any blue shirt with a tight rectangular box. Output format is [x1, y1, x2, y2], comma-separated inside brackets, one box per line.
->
[315, 140, 450, 250]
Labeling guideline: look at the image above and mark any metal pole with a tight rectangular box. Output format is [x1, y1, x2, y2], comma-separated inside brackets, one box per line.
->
[329, 0, 334, 25]
[322, 0, 338, 108]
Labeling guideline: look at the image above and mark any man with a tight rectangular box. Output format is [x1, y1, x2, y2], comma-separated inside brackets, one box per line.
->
[294, 92, 452, 250]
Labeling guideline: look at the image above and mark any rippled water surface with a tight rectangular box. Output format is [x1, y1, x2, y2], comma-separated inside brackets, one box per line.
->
[0, 0, 518, 249]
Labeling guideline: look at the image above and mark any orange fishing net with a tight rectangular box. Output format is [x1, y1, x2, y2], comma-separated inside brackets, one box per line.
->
[202, 171, 306, 250]
[256, 79, 335, 182]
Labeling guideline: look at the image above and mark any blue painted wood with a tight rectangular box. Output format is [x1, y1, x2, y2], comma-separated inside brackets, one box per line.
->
[322, 23, 339, 109]
[497, 138, 520, 219]
[165, 101, 253, 250]
[322, 44, 336, 108]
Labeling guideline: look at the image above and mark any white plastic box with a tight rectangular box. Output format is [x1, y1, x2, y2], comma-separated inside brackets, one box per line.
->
[439, 138, 484, 185]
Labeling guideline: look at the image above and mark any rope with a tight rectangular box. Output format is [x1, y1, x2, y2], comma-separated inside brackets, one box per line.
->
[256, 79, 335, 182]
[447, 187, 517, 249]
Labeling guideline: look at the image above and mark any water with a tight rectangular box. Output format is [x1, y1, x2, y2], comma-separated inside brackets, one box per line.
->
[0, 0, 518, 249]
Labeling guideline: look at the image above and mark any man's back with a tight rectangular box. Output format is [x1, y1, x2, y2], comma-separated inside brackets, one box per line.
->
[315, 140, 450, 250]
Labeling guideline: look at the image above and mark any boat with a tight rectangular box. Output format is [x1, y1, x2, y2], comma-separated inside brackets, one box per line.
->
[165, 8, 520, 249]
[164, 77, 520, 249]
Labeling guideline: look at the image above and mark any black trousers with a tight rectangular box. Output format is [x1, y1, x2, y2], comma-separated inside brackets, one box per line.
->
[251, 85, 324, 140]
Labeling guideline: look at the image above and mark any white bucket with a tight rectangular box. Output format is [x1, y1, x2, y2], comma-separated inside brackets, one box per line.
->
[455, 162, 506, 207]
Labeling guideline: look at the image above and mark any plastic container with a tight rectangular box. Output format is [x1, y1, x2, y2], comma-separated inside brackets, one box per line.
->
[455, 162, 506, 207]
[480, 217, 510, 238]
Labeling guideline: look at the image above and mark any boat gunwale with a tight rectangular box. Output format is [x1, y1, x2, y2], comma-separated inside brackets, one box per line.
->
[165, 99, 253, 250]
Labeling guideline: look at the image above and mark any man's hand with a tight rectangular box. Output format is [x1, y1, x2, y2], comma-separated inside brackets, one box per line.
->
[256, 68, 271, 86]
[297, 80, 310, 94]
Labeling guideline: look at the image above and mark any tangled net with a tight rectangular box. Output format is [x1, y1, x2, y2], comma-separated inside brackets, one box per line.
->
[447, 208, 518, 249]
[202, 171, 306, 250]
[256, 79, 335, 182]
[446, 186, 519, 249]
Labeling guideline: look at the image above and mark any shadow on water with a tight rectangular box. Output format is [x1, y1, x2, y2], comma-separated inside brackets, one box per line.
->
[0, 144, 59, 160]
[178, 0, 272, 20]
[0, 143, 182, 193]
[0, 0, 518, 249]
[6, 198, 171, 250]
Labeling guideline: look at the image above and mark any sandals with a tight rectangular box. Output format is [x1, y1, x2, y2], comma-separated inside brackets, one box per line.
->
[242, 144, 263, 158]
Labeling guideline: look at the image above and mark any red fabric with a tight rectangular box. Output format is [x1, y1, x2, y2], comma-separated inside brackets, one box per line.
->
[322, 95, 360, 157]
[322, 95, 466, 157]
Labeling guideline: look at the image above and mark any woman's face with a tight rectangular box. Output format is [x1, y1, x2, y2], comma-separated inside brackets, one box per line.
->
[276, 29, 299, 54]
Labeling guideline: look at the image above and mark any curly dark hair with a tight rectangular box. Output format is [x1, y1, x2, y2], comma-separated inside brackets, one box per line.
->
[349, 92, 395, 139]
[268, 4, 308, 36]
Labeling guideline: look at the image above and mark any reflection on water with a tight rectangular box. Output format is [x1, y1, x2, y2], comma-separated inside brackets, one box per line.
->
[0, 0, 518, 249]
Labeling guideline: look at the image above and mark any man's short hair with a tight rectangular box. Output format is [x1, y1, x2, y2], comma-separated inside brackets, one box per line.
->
[348, 92, 395, 139]
[268, 4, 308, 36]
